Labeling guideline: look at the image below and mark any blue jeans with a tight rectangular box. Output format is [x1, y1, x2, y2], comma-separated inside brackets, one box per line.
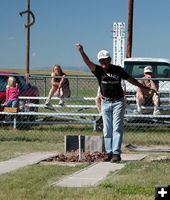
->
[101, 97, 125, 155]
[5, 99, 19, 107]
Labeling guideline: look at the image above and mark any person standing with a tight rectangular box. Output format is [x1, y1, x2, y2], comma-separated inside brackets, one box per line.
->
[75, 43, 155, 162]
[95, 79, 126, 131]
[45, 64, 71, 106]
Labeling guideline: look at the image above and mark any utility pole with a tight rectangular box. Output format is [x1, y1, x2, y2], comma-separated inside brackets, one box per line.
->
[126, 0, 134, 58]
[20, 0, 35, 83]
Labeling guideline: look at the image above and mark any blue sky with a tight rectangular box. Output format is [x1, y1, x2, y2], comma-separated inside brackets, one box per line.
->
[1, 0, 170, 71]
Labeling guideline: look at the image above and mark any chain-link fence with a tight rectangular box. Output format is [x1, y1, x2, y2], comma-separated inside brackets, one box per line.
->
[0, 73, 170, 146]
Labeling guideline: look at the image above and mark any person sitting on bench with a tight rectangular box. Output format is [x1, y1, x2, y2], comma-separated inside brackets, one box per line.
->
[1, 76, 19, 108]
[136, 66, 160, 115]
[45, 64, 71, 106]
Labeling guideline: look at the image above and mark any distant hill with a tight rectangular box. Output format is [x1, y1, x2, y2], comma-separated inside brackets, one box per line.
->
[62, 66, 90, 73]
[30, 65, 90, 72]
[0, 65, 91, 75]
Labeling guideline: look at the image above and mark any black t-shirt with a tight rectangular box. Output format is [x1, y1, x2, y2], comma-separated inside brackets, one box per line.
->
[92, 64, 130, 99]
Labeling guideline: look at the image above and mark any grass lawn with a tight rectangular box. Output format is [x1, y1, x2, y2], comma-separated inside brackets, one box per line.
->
[0, 125, 99, 161]
[0, 125, 169, 199]
[0, 124, 170, 160]
[0, 158, 169, 200]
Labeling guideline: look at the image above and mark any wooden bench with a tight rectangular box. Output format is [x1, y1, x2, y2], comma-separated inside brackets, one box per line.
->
[4, 107, 18, 113]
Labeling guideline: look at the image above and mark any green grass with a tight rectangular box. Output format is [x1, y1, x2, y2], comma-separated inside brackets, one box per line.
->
[0, 141, 63, 161]
[0, 164, 88, 200]
[124, 128, 170, 145]
[0, 124, 170, 161]
[0, 125, 99, 161]
[0, 68, 89, 76]
[0, 159, 169, 200]
[0, 125, 170, 199]
[99, 160, 170, 199]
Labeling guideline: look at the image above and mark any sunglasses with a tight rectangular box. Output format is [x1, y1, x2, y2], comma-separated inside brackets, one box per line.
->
[145, 72, 152, 75]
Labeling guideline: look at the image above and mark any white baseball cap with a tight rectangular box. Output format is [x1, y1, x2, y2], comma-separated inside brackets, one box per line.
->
[97, 50, 110, 61]
[144, 66, 153, 73]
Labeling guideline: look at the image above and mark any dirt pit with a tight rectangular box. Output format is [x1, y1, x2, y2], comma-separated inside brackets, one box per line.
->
[43, 151, 106, 163]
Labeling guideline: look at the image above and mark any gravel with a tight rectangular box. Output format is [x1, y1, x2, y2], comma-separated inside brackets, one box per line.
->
[44, 151, 106, 163]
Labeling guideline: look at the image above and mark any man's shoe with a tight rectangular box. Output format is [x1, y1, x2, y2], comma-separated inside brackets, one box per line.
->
[103, 152, 112, 162]
[110, 154, 121, 163]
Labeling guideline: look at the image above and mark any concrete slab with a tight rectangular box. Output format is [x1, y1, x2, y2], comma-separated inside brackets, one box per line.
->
[0, 151, 147, 188]
[52, 153, 147, 187]
[0, 152, 57, 175]
[53, 162, 124, 187]
[126, 144, 170, 152]
[121, 153, 146, 161]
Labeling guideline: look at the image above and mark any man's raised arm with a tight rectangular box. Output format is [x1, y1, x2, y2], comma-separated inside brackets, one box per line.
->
[75, 43, 96, 71]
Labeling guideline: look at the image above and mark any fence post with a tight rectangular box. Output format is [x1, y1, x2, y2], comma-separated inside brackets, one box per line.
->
[44, 77, 47, 97]
[76, 76, 78, 97]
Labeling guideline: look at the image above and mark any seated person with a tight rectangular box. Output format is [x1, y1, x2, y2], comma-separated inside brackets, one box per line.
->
[1, 76, 19, 108]
[136, 66, 160, 115]
[45, 64, 71, 106]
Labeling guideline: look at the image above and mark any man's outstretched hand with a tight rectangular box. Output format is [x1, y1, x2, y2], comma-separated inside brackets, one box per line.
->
[75, 43, 83, 52]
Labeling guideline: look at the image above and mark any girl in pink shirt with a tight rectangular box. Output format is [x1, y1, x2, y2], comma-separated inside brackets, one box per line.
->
[4, 76, 19, 107]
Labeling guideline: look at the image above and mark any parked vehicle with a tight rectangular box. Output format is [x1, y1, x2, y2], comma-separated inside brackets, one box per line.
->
[0, 71, 39, 113]
[123, 57, 170, 116]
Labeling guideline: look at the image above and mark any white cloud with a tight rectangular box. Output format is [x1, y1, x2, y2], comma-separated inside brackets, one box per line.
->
[32, 52, 36, 57]
[8, 36, 15, 40]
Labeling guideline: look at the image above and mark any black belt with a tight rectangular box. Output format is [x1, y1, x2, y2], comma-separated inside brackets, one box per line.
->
[101, 96, 115, 101]
[101, 96, 123, 101]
